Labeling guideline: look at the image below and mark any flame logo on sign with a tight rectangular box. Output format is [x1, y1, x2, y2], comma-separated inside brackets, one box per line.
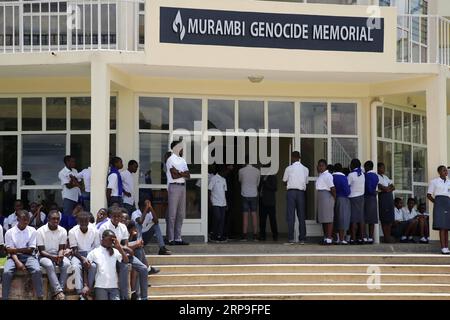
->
[172, 10, 186, 41]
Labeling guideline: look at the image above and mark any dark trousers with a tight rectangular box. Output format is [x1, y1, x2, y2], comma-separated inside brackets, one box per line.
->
[286, 190, 307, 242]
[63, 198, 78, 216]
[212, 206, 226, 239]
[259, 204, 278, 240]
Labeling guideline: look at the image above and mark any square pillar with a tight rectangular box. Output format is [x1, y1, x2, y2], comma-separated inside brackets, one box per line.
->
[90, 59, 111, 215]
[426, 70, 448, 240]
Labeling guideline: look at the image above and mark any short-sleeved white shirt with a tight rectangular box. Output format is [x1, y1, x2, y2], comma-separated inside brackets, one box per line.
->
[69, 224, 100, 252]
[87, 246, 123, 289]
[36, 224, 68, 255]
[107, 173, 120, 197]
[238, 165, 261, 197]
[348, 170, 365, 198]
[58, 167, 81, 202]
[283, 161, 309, 191]
[131, 209, 153, 234]
[394, 207, 404, 221]
[427, 177, 450, 197]
[120, 170, 135, 205]
[0, 225, 4, 245]
[378, 174, 393, 188]
[315, 170, 335, 191]
[98, 220, 129, 244]
[5, 225, 37, 249]
[0, 166, 3, 182]
[402, 207, 419, 221]
[166, 153, 188, 184]
[4, 212, 20, 231]
[80, 167, 91, 193]
[208, 174, 227, 207]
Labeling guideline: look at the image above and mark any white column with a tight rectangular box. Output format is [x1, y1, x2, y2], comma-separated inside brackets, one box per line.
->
[90, 59, 111, 216]
[426, 70, 448, 241]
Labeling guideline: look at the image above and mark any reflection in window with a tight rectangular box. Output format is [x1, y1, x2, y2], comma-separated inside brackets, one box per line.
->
[403, 112, 411, 142]
[71, 97, 91, 130]
[413, 185, 428, 208]
[376, 106, 382, 138]
[139, 188, 167, 219]
[208, 100, 234, 131]
[22, 134, 65, 185]
[377, 141, 393, 178]
[22, 98, 42, 131]
[139, 97, 169, 130]
[186, 179, 201, 219]
[0, 136, 17, 175]
[413, 147, 427, 182]
[422, 116, 427, 144]
[394, 110, 402, 141]
[384, 108, 392, 139]
[238, 101, 264, 131]
[301, 102, 327, 134]
[331, 138, 358, 169]
[305, 181, 316, 221]
[301, 138, 327, 177]
[268, 101, 294, 133]
[46, 97, 66, 130]
[0, 180, 17, 216]
[174, 98, 202, 131]
[110, 97, 117, 130]
[20, 189, 62, 214]
[394, 143, 412, 190]
[0, 98, 17, 131]
[331, 103, 357, 135]
[412, 114, 421, 144]
[71, 134, 90, 171]
[139, 133, 169, 185]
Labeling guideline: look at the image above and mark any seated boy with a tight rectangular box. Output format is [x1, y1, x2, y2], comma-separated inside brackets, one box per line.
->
[28, 202, 46, 229]
[2, 211, 44, 300]
[87, 229, 128, 300]
[400, 198, 419, 243]
[392, 198, 406, 240]
[417, 203, 430, 244]
[3, 200, 25, 231]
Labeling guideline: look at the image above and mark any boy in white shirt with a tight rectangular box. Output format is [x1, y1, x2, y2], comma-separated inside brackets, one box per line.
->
[58, 155, 82, 223]
[79, 167, 91, 211]
[208, 166, 228, 242]
[87, 229, 128, 300]
[0, 224, 4, 256]
[36, 211, 70, 300]
[417, 203, 430, 243]
[69, 212, 100, 299]
[3, 200, 25, 231]
[121, 160, 138, 215]
[107, 157, 124, 207]
[28, 202, 46, 229]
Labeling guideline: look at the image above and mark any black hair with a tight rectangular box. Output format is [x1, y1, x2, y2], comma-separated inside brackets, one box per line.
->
[407, 197, 416, 204]
[334, 163, 343, 173]
[350, 158, 361, 170]
[138, 199, 146, 210]
[394, 197, 403, 204]
[127, 220, 137, 231]
[318, 159, 327, 166]
[418, 203, 426, 209]
[48, 210, 60, 219]
[14, 199, 23, 205]
[364, 160, 374, 170]
[437, 165, 447, 172]
[291, 151, 300, 159]
[110, 156, 122, 167]
[102, 229, 116, 239]
[327, 164, 334, 173]
[108, 206, 123, 217]
[89, 212, 95, 224]
[120, 207, 129, 214]
[77, 211, 90, 221]
[170, 139, 182, 150]
[16, 210, 29, 220]
[63, 155, 74, 165]
[128, 160, 138, 167]
[377, 162, 385, 168]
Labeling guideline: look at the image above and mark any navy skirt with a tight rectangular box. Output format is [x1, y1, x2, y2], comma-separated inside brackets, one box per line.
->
[364, 194, 378, 224]
[378, 192, 395, 224]
[350, 195, 365, 223]
[433, 196, 450, 230]
[334, 197, 351, 231]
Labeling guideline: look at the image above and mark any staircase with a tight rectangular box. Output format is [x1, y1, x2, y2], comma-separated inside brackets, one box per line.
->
[147, 254, 450, 300]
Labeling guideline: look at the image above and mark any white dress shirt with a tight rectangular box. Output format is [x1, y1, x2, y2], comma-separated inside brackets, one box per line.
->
[378, 174, 393, 189]
[69, 224, 100, 252]
[80, 167, 91, 193]
[0, 225, 4, 245]
[98, 220, 129, 244]
[5, 225, 37, 249]
[36, 224, 68, 255]
[166, 153, 189, 184]
[348, 170, 365, 198]
[209, 174, 228, 207]
[131, 209, 154, 234]
[107, 173, 120, 197]
[238, 165, 261, 197]
[120, 170, 135, 205]
[87, 246, 123, 289]
[394, 207, 404, 221]
[402, 207, 419, 221]
[427, 177, 450, 197]
[315, 170, 335, 191]
[283, 161, 309, 191]
[58, 167, 81, 202]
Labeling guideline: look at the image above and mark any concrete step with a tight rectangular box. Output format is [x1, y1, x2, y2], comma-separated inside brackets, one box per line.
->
[148, 272, 450, 285]
[148, 283, 450, 295]
[153, 264, 450, 274]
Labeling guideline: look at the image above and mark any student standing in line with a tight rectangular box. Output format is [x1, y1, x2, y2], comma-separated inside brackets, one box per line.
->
[58, 155, 82, 222]
[417, 203, 430, 243]
[282, 151, 309, 245]
[28, 202, 46, 229]
[107, 157, 124, 207]
[79, 167, 91, 212]
[121, 160, 139, 215]
[377, 162, 396, 243]
[427, 165, 450, 254]
[238, 162, 261, 242]
[316, 160, 336, 245]
[3, 200, 25, 231]
[2, 211, 44, 300]
[69, 212, 99, 300]
[36, 211, 70, 300]
[363, 161, 379, 244]
[348, 159, 366, 245]
[208, 165, 229, 243]
[400, 198, 419, 243]
[87, 229, 128, 300]
[332, 163, 351, 245]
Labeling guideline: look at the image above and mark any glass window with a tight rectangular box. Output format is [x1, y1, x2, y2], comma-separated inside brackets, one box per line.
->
[331, 103, 357, 135]
[71, 97, 91, 130]
[403, 112, 411, 142]
[186, 179, 201, 219]
[208, 100, 234, 131]
[0, 136, 18, 175]
[412, 114, 421, 144]
[71, 134, 91, 171]
[301, 138, 327, 177]
[139, 133, 169, 185]
[22, 134, 66, 185]
[422, 116, 427, 144]
[0, 180, 17, 216]
[376, 106, 382, 138]
[110, 97, 117, 130]
[46, 97, 66, 131]
[139, 188, 168, 218]
[301, 102, 327, 134]
[413, 147, 427, 182]
[22, 98, 42, 131]
[394, 110, 402, 141]
[0, 98, 18, 131]
[238, 100, 264, 131]
[173, 98, 202, 131]
[394, 143, 412, 190]
[174, 135, 201, 174]
[305, 181, 316, 220]
[377, 141, 393, 178]
[413, 185, 428, 207]
[139, 97, 169, 130]
[110, 134, 116, 158]
[331, 138, 358, 169]
[21, 189, 62, 213]
[384, 108, 392, 139]
[268, 101, 294, 133]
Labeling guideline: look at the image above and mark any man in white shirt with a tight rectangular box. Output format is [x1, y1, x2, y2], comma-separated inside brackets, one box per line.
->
[79, 167, 91, 211]
[209, 166, 228, 242]
[87, 229, 128, 300]
[166, 140, 190, 246]
[238, 163, 260, 241]
[36, 211, 70, 300]
[3, 200, 25, 231]
[121, 160, 139, 215]
[282, 151, 309, 244]
[2, 211, 44, 300]
[69, 212, 100, 299]
[107, 157, 124, 207]
[58, 155, 81, 222]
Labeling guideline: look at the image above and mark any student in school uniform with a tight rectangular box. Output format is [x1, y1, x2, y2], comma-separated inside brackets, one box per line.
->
[417, 203, 430, 243]
[95, 208, 109, 230]
[3, 200, 25, 231]
[400, 198, 419, 243]
[208, 165, 229, 243]
[377, 162, 396, 243]
[315, 159, 336, 245]
[363, 161, 379, 244]
[98, 206, 149, 300]
[2, 211, 44, 300]
[121, 160, 139, 215]
[58, 155, 82, 224]
[28, 202, 46, 229]
[87, 229, 128, 300]
[348, 159, 366, 245]
[0, 224, 4, 256]
[427, 165, 450, 254]
[79, 167, 91, 212]
[126, 220, 147, 300]
[107, 157, 124, 207]
[132, 199, 171, 256]
[332, 163, 351, 245]
[68, 212, 100, 300]
[392, 197, 406, 240]
[36, 211, 70, 300]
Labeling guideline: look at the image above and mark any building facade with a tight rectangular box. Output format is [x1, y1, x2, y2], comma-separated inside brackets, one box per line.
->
[0, 0, 448, 241]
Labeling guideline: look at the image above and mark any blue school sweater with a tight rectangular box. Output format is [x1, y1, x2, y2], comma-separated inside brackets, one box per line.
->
[364, 171, 379, 196]
[333, 173, 350, 198]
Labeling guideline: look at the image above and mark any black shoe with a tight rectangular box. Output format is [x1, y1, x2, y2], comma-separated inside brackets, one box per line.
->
[400, 238, 409, 243]
[349, 240, 356, 245]
[167, 241, 176, 246]
[158, 247, 172, 255]
[409, 238, 417, 243]
[240, 234, 248, 242]
[130, 291, 138, 300]
[357, 239, 364, 245]
[217, 237, 228, 243]
[272, 236, 278, 242]
[175, 240, 189, 245]
[148, 266, 160, 275]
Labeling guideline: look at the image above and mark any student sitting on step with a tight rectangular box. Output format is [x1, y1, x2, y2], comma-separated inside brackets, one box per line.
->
[399, 198, 419, 243]
[417, 203, 430, 244]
